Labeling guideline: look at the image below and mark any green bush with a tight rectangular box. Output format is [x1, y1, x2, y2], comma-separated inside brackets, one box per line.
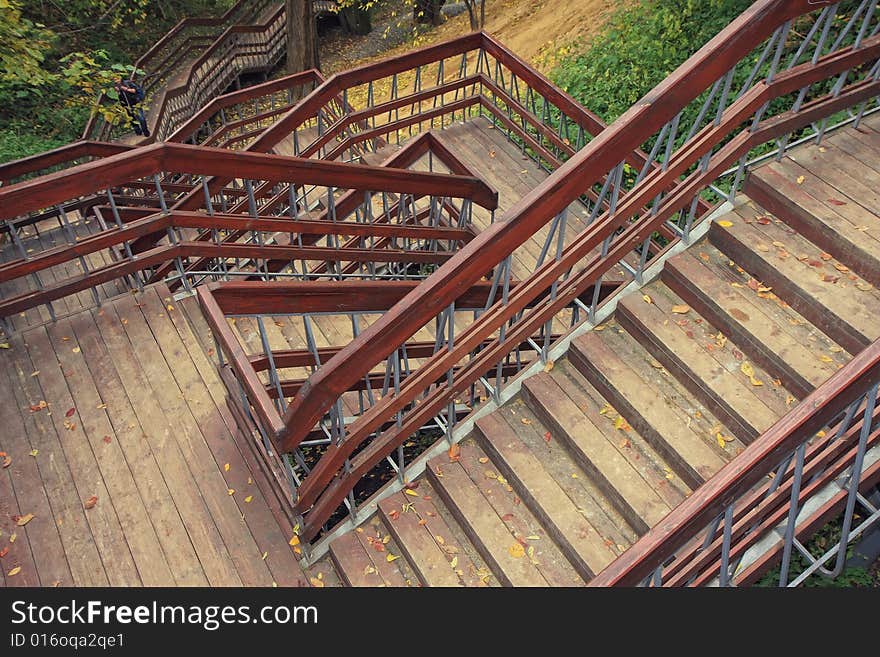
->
[551, 0, 754, 124]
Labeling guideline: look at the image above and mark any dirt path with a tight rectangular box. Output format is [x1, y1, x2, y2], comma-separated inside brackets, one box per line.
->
[321, 0, 627, 76]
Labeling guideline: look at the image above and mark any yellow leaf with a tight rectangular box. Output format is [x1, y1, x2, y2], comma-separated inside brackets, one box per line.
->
[404, 489, 419, 497]
[7, 566, 21, 577]
[261, 551, 268, 561]
[227, 488, 235, 496]
[716, 432, 727, 448]
[613, 415, 630, 431]
[386, 553, 400, 563]
[16, 514, 33, 526]
[244, 495, 253, 504]
[10, 532, 17, 543]
[224, 463, 230, 472]
[716, 220, 733, 228]
[0, 343, 9, 349]
[543, 360, 555, 373]
[289, 535, 300, 547]
[856, 282, 873, 291]
[818, 354, 833, 363]
[520, 417, 532, 426]
[309, 577, 324, 588]
[478, 457, 489, 464]
[382, 534, 391, 544]
[508, 543, 525, 559]
[671, 305, 690, 314]
[450, 556, 458, 569]
[72, 346, 81, 354]
[796, 175, 805, 184]
[29, 449, 38, 457]
[642, 294, 653, 304]
[740, 361, 763, 386]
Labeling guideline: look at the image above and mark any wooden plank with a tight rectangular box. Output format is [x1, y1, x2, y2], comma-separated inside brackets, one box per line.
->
[426, 452, 551, 587]
[4, 331, 108, 586]
[94, 299, 241, 586]
[453, 438, 582, 586]
[72, 307, 209, 586]
[124, 290, 274, 586]
[787, 146, 880, 215]
[46, 317, 175, 586]
[744, 160, 880, 287]
[663, 247, 844, 396]
[519, 373, 670, 534]
[708, 204, 880, 353]
[569, 330, 728, 489]
[616, 283, 786, 443]
[474, 410, 618, 578]
[378, 491, 466, 587]
[328, 531, 385, 587]
[26, 323, 140, 586]
[351, 515, 413, 587]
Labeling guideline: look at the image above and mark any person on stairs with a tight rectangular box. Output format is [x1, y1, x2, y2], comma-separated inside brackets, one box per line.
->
[114, 77, 150, 137]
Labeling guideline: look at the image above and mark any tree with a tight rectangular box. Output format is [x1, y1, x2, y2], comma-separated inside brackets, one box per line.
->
[462, 0, 486, 32]
[413, 0, 445, 26]
[286, 0, 319, 73]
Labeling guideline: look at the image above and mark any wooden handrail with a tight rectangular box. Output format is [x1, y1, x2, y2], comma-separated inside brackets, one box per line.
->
[0, 141, 133, 185]
[0, 142, 498, 221]
[589, 337, 880, 586]
[277, 0, 815, 453]
[167, 68, 325, 144]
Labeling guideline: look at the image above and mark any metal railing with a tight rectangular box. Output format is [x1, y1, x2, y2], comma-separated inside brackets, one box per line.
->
[275, 0, 880, 543]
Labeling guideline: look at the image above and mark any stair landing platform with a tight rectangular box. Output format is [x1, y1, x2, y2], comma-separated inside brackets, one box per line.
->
[0, 283, 306, 587]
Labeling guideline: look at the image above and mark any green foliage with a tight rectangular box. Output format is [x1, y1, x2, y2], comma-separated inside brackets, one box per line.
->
[0, 0, 56, 86]
[551, 0, 754, 124]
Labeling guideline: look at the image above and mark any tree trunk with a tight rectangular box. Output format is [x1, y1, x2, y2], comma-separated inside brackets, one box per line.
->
[464, 1, 478, 31]
[414, 0, 445, 26]
[480, 0, 486, 29]
[287, 0, 319, 74]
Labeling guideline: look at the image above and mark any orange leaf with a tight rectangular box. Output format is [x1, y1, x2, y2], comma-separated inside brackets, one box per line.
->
[15, 513, 33, 526]
[0, 547, 8, 558]
[1, 456, 11, 469]
[543, 431, 551, 443]
[309, 577, 324, 588]
[508, 543, 525, 559]
[447, 443, 461, 462]
[820, 252, 833, 261]
[388, 509, 400, 521]
[83, 496, 98, 510]
[834, 263, 849, 272]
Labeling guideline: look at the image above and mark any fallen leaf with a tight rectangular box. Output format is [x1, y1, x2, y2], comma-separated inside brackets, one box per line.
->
[309, 577, 324, 588]
[520, 417, 532, 426]
[386, 553, 400, 563]
[649, 358, 664, 369]
[786, 395, 796, 406]
[747, 279, 760, 291]
[543, 360, 555, 373]
[771, 241, 785, 248]
[83, 496, 98, 510]
[29, 401, 47, 413]
[820, 252, 833, 261]
[262, 552, 268, 561]
[821, 274, 839, 283]
[501, 513, 515, 522]
[484, 471, 497, 480]
[614, 415, 630, 431]
[244, 495, 253, 504]
[9, 533, 16, 543]
[478, 456, 489, 464]
[7, 566, 21, 577]
[65, 407, 76, 418]
[826, 198, 846, 206]
[72, 346, 81, 354]
[755, 216, 772, 225]
[796, 175, 805, 184]
[834, 263, 849, 272]
[381, 535, 391, 545]
[716, 220, 734, 228]
[224, 463, 230, 472]
[102, 436, 111, 444]
[671, 305, 690, 314]
[404, 489, 419, 497]
[642, 294, 653, 304]
[450, 556, 458, 569]
[856, 282, 873, 291]
[29, 449, 38, 457]
[16, 513, 34, 526]
[1, 456, 11, 469]
[740, 361, 763, 386]
[447, 443, 461, 462]
[0, 547, 8, 558]
[388, 509, 400, 521]
[699, 252, 710, 262]
[227, 488, 235, 496]
[508, 543, 525, 559]
[716, 432, 727, 448]
[818, 354, 833, 363]
[543, 431, 551, 443]
[756, 243, 770, 252]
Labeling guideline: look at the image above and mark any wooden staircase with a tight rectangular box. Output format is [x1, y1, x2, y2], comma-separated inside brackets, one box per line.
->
[299, 114, 880, 586]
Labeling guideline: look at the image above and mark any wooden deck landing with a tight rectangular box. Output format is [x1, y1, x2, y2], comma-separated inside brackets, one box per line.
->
[0, 283, 306, 587]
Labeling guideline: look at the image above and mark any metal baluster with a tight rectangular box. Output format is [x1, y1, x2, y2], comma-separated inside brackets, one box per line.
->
[778, 442, 808, 586]
[257, 317, 287, 413]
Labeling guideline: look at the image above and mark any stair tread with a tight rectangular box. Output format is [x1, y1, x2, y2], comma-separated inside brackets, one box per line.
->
[570, 329, 729, 489]
[489, 400, 639, 548]
[378, 489, 484, 587]
[825, 123, 880, 175]
[786, 142, 880, 217]
[709, 200, 880, 352]
[475, 409, 620, 578]
[617, 280, 790, 442]
[302, 554, 344, 588]
[427, 444, 576, 586]
[351, 515, 417, 587]
[664, 245, 848, 396]
[519, 371, 670, 534]
[328, 530, 386, 587]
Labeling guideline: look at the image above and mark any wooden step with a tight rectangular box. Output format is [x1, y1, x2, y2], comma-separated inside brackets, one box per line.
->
[328, 531, 387, 587]
[663, 245, 848, 398]
[350, 515, 418, 587]
[569, 330, 728, 489]
[708, 201, 880, 354]
[378, 488, 486, 587]
[474, 409, 618, 578]
[302, 553, 345, 588]
[616, 280, 790, 443]
[743, 158, 880, 287]
[553, 360, 691, 509]
[519, 372, 669, 534]
[426, 446, 568, 586]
